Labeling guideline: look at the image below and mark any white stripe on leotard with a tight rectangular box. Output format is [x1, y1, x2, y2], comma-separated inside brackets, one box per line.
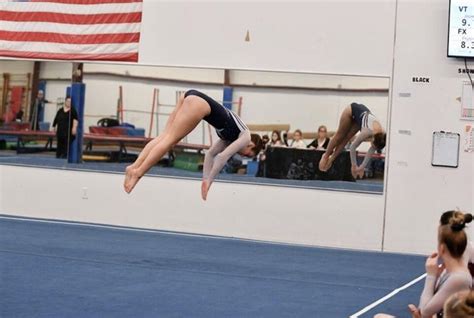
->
[229, 110, 248, 132]
[361, 112, 377, 130]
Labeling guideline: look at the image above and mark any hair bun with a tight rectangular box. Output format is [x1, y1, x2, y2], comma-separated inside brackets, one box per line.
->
[464, 213, 473, 224]
[451, 222, 465, 232]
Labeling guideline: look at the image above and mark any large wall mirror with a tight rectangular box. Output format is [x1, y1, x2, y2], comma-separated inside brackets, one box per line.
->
[0, 61, 389, 194]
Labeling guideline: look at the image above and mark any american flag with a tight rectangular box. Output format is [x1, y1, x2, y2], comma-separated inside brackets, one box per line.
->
[0, 0, 143, 62]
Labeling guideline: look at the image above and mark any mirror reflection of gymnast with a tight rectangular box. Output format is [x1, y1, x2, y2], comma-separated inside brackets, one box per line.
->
[124, 90, 263, 200]
[318, 103, 386, 179]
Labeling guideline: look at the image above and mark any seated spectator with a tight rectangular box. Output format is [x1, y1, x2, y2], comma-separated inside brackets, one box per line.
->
[256, 134, 270, 178]
[261, 134, 270, 150]
[308, 125, 330, 150]
[282, 131, 289, 146]
[290, 129, 306, 149]
[269, 130, 284, 147]
[258, 134, 270, 162]
[376, 211, 473, 318]
[443, 290, 474, 317]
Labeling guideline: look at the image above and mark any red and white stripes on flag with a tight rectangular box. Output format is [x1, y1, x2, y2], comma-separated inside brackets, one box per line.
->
[0, 0, 143, 62]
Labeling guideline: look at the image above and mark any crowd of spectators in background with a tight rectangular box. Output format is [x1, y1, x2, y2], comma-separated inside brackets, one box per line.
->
[254, 124, 385, 180]
[260, 125, 332, 152]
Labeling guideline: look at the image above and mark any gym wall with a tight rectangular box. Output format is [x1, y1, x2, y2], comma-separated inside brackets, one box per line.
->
[1, 0, 472, 254]
[384, 0, 473, 254]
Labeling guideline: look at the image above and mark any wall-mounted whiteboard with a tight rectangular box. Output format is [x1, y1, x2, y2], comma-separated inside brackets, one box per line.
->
[431, 131, 460, 168]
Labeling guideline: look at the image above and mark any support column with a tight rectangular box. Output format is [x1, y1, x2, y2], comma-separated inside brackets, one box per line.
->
[68, 63, 85, 164]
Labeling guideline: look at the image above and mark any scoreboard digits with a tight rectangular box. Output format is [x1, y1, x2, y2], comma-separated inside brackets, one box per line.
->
[448, 0, 474, 57]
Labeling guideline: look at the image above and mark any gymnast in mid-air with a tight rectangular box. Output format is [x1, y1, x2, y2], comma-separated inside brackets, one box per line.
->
[319, 103, 386, 179]
[124, 90, 262, 200]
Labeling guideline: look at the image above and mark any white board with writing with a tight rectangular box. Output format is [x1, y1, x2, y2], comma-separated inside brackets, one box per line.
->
[432, 131, 460, 168]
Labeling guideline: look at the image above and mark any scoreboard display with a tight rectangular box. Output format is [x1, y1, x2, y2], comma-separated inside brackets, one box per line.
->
[448, 0, 474, 58]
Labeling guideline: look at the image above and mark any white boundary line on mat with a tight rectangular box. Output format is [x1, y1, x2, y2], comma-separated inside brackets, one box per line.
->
[349, 273, 426, 317]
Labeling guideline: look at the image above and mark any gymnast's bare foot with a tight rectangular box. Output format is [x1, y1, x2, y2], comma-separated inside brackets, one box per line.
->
[124, 167, 141, 193]
[319, 155, 329, 171]
[124, 165, 135, 189]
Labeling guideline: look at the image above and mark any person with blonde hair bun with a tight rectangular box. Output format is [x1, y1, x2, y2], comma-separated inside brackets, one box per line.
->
[443, 290, 474, 318]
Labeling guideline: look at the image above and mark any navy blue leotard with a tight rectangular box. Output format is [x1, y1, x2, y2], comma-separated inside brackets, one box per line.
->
[184, 90, 248, 142]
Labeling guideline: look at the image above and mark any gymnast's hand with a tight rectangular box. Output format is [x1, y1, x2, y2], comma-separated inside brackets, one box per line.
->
[356, 166, 364, 179]
[351, 165, 364, 179]
[407, 304, 421, 318]
[425, 253, 445, 277]
[201, 179, 211, 201]
[351, 165, 358, 179]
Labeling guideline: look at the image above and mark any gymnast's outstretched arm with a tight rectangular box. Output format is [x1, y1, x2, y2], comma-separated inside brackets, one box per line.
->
[201, 131, 251, 200]
[202, 139, 229, 181]
[349, 129, 374, 169]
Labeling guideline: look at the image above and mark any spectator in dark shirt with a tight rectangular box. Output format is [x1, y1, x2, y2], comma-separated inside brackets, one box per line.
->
[52, 97, 78, 158]
[257, 134, 270, 177]
[308, 125, 330, 150]
[261, 134, 269, 149]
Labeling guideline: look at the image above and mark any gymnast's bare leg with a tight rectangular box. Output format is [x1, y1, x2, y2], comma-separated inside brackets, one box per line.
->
[319, 105, 353, 171]
[124, 95, 210, 193]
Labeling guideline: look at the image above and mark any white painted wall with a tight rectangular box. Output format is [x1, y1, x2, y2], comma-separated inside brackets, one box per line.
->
[236, 88, 389, 132]
[139, 0, 396, 76]
[0, 60, 33, 74]
[0, 165, 385, 251]
[40, 61, 72, 79]
[383, 0, 474, 254]
[85, 63, 225, 84]
[230, 70, 390, 90]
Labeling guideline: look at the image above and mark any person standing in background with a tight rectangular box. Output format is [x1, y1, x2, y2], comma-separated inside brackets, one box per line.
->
[52, 97, 78, 159]
[30, 89, 49, 130]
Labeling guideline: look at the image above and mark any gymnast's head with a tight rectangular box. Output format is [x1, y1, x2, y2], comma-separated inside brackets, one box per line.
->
[238, 133, 263, 157]
[444, 290, 474, 318]
[372, 132, 386, 152]
[437, 210, 472, 259]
